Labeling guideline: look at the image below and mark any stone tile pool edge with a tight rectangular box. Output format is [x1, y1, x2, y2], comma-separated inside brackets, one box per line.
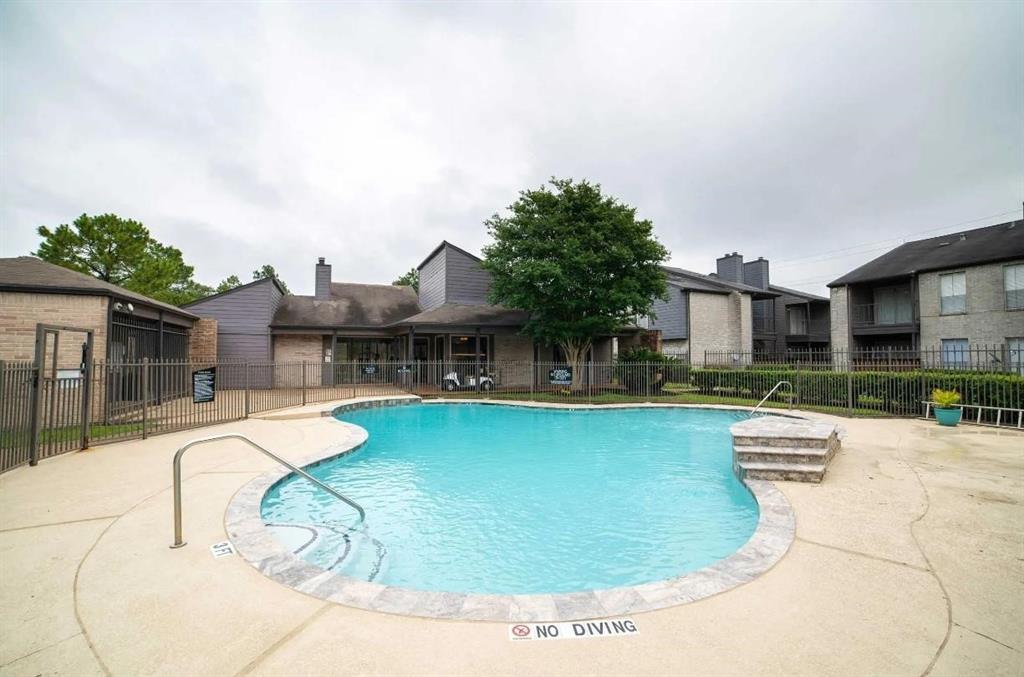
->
[225, 396, 798, 622]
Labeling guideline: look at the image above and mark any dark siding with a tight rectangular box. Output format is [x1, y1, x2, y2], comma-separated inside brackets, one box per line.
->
[445, 245, 491, 304]
[187, 279, 280, 361]
[650, 287, 688, 339]
[418, 247, 446, 311]
[716, 254, 744, 283]
[315, 262, 332, 300]
[743, 260, 770, 289]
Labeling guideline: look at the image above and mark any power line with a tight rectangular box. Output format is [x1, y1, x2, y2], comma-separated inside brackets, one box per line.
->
[772, 209, 1020, 267]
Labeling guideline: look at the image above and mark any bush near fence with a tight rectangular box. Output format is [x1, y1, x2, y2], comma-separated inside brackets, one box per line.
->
[689, 367, 1024, 415]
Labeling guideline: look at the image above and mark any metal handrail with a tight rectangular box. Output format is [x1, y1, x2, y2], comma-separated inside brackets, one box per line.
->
[170, 433, 365, 548]
[750, 381, 794, 417]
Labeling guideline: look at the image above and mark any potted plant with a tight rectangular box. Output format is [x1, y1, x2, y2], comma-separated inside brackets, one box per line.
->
[932, 388, 962, 426]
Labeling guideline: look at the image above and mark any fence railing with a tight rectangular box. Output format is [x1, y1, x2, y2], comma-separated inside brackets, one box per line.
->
[2, 355, 1021, 474]
[704, 345, 1024, 373]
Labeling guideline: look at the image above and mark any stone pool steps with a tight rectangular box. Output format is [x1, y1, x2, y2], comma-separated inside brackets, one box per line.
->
[731, 419, 842, 484]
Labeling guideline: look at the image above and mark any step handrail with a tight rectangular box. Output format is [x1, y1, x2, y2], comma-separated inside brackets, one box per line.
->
[170, 433, 365, 548]
[750, 381, 794, 417]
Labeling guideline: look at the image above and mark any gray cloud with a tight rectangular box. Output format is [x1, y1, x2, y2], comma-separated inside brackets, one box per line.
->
[1, 1, 1020, 296]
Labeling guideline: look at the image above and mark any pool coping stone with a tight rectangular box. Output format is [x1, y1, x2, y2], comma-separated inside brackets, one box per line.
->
[225, 396, 799, 622]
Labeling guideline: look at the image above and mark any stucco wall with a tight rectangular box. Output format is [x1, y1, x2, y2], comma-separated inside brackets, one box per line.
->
[0, 291, 108, 366]
[918, 260, 1024, 348]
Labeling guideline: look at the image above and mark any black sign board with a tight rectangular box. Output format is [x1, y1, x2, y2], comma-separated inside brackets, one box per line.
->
[193, 367, 216, 404]
[549, 367, 572, 386]
[362, 364, 378, 376]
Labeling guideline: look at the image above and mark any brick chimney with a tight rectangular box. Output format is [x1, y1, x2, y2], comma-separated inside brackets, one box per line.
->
[716, 252, 744, 283]
[743, 257, 770, 290]
[315, 257, 332, 300]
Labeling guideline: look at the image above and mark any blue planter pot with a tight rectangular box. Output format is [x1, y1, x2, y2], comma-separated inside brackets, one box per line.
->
[934, 407, 962, 427]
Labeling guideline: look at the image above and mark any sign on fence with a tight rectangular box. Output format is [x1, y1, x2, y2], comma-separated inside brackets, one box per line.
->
[192, 367, 216, 403]
[549, 367, 572, 385]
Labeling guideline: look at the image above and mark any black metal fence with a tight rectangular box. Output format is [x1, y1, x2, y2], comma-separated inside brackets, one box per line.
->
[2, 353, 1021, 474]
[704, 345, 1024, 373]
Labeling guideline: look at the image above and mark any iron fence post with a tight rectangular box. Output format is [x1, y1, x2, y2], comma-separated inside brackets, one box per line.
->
[141, 358, 150, 439]
[80, 351, 94, 450]
[846, 362, 853, 417]
[244, 362, 250, 418]
[301, 361, 307, 406]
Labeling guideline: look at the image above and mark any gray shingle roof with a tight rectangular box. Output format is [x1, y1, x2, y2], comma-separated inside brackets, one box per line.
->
[0, 256, 198, 320]
[828, 219, 1024, 287]
[271, 283, 421, 328]
[769, 284, 829, 303]
[395, 303, 529, 327]
[662, 265, 779, 299]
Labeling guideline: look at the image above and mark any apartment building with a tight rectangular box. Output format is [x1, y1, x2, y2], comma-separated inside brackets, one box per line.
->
[645, 253, 828, 363]
[828, 218, 1024, 367]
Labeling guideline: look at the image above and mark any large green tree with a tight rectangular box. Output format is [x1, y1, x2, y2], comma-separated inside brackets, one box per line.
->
[35, 213, 211, 305]
[392, 268, 419, 292]
[482, 178, 669, 389]
[253, 264, 289, 294]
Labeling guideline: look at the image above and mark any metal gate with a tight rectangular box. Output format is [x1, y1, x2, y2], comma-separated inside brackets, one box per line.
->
[26, 324, 95, 467]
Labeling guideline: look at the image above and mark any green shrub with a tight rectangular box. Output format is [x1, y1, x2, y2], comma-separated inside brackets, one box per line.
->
[688, 367, 1022, 414]
[615, 349, 688, 395]
[932, 388, 961, 409]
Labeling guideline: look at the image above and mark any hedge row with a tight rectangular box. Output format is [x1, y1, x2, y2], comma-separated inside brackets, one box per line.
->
[687, 368, 1024, 414]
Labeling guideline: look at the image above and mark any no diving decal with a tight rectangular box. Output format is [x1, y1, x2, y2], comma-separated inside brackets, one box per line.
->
[509, 618, 639, 641]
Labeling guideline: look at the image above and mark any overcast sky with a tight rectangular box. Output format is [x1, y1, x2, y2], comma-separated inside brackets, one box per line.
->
[1, 1, 1021, 296]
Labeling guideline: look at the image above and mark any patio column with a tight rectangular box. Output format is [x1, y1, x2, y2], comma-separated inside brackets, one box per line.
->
[475, 327, 481, 393]
[331, 332, 337, 386]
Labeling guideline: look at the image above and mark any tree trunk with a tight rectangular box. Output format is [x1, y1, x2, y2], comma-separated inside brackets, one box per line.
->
[560, 338, 592, 392]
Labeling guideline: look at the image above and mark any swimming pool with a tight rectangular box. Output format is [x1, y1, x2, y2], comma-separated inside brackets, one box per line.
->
[260, 402, 760, 596]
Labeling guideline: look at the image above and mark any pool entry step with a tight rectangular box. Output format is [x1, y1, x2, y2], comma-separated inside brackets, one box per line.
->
[730, 417, 841, 483]
[265, 522, 387, 581]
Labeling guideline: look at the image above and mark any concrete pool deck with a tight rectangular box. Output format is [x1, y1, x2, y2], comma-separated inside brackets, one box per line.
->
[1, 400, 1021, 676]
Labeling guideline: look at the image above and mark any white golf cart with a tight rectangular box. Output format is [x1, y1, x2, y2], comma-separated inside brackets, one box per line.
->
[441, 370, 495, 392]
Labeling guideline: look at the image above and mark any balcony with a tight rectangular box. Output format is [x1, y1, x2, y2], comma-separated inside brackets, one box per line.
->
[752, 315, 775, 336]
[851, 302, 918, 335]
[785, 318, 830, 342]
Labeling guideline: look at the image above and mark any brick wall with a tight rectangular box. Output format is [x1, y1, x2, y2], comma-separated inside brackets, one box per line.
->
[829, 286, 850, 353]
[493, 333, 533, 385]
[188, 318, 218, 362]
[689, 291, 751, 364]
[272, 334, 323, 387]
[919, 260, 1024, 347]
[0, 291, 108, 366]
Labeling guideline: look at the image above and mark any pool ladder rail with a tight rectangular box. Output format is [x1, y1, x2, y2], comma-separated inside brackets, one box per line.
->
[749, 381, 794, 417]
[169, 433, 366, 549]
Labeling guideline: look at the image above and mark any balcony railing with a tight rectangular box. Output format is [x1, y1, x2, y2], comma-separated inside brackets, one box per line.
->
[752, 315, 775, 334]
[851, 303, 916, 327]
[786, 318, 830, 336]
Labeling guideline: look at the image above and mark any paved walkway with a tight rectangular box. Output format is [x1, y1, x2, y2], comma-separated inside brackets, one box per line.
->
[0, 401, 1021, 676]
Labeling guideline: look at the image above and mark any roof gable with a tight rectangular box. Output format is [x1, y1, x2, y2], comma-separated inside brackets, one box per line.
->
[182, 276, 286, 307]
[416, 240, 482, 271]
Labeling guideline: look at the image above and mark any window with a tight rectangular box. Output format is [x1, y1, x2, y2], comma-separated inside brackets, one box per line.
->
[450, 335, 490, 362]
[1009, 338, 1024, 375]
[787, 307, 808, 334]
[939, 272, 966, 314]
[1005, 264, 1024, 310]
[874, 285, 913, 324]
[941, 338, 969, 367]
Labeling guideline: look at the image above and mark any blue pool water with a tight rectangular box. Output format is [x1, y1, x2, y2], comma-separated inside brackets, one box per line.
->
[260, 403, 759, 595]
